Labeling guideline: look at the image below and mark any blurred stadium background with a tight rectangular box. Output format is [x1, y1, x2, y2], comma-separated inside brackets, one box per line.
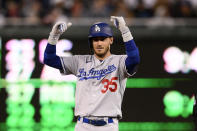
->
[0, 0, 197, 131]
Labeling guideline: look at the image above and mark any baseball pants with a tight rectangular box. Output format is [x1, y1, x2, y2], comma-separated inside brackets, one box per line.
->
[74, 117, 119, 131]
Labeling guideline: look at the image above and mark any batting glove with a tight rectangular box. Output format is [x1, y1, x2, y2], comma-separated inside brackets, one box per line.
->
[110, 16, 133, 42]
[48, 21, 72, 45]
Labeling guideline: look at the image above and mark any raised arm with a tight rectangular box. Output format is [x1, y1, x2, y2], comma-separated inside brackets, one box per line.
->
[44, 22, 72, 70]
[111, 16, 140, 75]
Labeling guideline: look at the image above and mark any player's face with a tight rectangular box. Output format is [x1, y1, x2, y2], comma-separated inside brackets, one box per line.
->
[92, 37, 113, 59]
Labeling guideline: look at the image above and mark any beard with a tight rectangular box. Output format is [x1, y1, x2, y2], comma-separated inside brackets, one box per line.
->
[93, 45, 110, 58]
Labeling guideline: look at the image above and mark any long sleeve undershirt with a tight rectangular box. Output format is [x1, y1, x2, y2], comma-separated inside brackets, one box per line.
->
[124, 40, 140, 74]
[44, 44, 62, 70]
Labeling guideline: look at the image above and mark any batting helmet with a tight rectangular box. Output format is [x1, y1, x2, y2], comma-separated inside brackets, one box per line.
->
[88, 22, 113, 49]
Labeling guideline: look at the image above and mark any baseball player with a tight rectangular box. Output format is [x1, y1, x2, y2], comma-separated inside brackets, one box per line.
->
[44, 16, 140, 131]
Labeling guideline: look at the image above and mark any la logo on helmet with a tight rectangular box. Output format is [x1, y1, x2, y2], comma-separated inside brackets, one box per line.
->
[95, 25, 100, 32]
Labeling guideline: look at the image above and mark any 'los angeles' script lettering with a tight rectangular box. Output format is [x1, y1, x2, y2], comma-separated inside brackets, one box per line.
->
[77, 65, 116, 80]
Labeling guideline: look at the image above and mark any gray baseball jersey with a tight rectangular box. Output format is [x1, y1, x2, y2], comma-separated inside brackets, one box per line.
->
[60, 54, 134, 118]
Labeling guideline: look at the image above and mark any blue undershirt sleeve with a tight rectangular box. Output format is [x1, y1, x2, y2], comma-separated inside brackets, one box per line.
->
[43, 43, 63, 70]
[124, 40, 140, 74]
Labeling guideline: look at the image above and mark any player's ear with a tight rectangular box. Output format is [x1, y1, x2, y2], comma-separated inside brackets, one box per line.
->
[110, 37, 113, 45]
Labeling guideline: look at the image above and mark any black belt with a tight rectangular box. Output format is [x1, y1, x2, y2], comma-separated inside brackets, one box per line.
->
[78, 116, 114, 126]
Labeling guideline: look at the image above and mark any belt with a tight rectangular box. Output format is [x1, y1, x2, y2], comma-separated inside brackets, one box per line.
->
[78, 116, 114, 126]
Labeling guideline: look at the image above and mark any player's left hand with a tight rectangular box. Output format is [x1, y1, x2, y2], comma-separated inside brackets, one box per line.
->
[110, 16, 133, 42]
[110, 16, 126, 29]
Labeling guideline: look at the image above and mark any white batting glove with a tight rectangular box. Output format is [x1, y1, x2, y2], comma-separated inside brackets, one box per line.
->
[110, 16, 133, 42]
[48, 21, 72, 45]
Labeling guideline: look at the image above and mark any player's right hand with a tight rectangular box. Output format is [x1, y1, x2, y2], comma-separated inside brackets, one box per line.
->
[51, 21, 72, 35]
[48, 21, 72, 45]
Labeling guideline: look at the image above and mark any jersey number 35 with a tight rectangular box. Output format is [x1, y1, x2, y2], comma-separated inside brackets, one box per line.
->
[101, 77, 118, 93]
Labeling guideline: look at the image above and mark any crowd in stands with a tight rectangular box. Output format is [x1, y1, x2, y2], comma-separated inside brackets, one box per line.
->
[0, 0, 197, 25]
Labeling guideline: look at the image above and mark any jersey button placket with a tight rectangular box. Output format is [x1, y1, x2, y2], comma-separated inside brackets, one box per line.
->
[88, 82, 94, 107]
[89, 81, 97, 107]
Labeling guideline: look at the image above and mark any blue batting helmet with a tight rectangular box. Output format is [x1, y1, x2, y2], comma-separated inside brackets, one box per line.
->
[88, 22, 113, 38]
[88, 22, 113, 49]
